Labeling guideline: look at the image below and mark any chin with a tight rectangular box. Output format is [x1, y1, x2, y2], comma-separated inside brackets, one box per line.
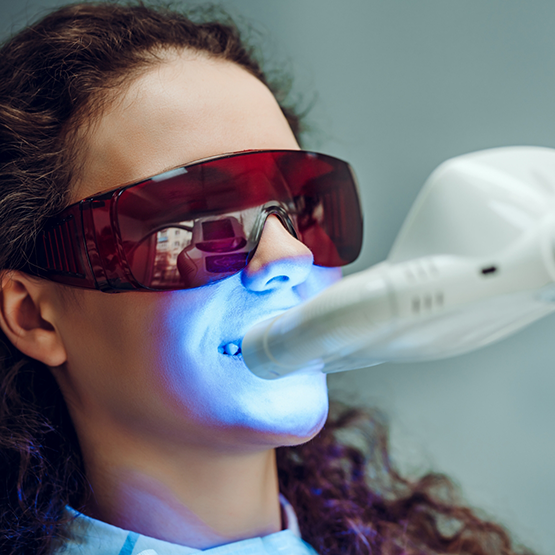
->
[202, 366, 330, 449]
[253, 395, 329, 448]
[272, 371, 329, 445]
[277, 411, 328, 447]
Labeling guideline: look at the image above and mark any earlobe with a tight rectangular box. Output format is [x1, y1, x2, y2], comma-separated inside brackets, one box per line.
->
[0, 271, 67, 367]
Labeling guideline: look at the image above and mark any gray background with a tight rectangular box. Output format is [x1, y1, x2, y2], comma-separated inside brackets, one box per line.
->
[2, 0, 554, 552]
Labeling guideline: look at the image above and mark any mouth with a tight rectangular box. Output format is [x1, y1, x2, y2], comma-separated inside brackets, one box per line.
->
[218, 342, 242, 357]
[217, 307, 297, 360]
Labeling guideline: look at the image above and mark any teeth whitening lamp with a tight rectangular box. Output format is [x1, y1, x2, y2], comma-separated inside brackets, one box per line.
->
[242, 146, 555, 379]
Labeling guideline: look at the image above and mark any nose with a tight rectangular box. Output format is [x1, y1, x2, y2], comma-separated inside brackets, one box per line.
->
[241, 215, 314, 292]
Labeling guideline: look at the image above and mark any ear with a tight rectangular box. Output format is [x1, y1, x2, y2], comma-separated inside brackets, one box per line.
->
[0, 271, 67, 367]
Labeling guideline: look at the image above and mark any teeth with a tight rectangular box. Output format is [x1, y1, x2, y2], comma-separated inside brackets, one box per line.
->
[222, 343, 241, 356]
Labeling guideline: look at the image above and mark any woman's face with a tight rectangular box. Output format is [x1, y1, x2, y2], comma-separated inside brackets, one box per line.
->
[52, 52, 341, 452]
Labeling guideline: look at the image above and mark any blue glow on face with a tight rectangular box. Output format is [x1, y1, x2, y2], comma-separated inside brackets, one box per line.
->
[135, 259, 341, 448]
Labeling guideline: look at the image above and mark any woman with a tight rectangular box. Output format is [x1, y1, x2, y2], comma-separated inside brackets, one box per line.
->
[0, 3, 533, 554]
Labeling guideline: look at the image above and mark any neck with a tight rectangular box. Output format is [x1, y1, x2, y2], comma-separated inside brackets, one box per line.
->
[77, 422, 282, 549]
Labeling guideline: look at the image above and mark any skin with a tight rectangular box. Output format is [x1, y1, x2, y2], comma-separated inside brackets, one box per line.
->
[0, 51, 342, 548]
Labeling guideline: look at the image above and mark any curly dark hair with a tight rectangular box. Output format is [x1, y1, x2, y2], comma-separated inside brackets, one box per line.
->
[0, 2, 536, 554]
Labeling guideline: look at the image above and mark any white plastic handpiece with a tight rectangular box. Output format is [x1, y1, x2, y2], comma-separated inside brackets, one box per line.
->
[241, 266, 394, 379]
[242, 218, 555, 379]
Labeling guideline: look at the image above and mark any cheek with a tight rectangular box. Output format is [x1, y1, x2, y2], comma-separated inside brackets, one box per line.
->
[121, 292, 230, 416]
[56, 279, 332, 443]
[56, 293, 176, 411]
[296, 266, 342, 301]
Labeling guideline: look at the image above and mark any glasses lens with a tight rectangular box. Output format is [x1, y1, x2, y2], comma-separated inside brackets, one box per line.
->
[116, 151, 362, 290]
[280, 152, 362, 267]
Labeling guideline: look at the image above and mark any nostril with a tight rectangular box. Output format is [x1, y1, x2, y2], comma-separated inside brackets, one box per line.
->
[265, 275, 289, 287]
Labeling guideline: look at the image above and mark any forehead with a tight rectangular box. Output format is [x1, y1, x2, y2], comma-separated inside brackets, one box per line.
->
[72, 51, 298, 202]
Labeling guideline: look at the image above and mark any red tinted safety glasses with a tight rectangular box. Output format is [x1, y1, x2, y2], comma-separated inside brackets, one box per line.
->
[25, 150, 363, 292]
